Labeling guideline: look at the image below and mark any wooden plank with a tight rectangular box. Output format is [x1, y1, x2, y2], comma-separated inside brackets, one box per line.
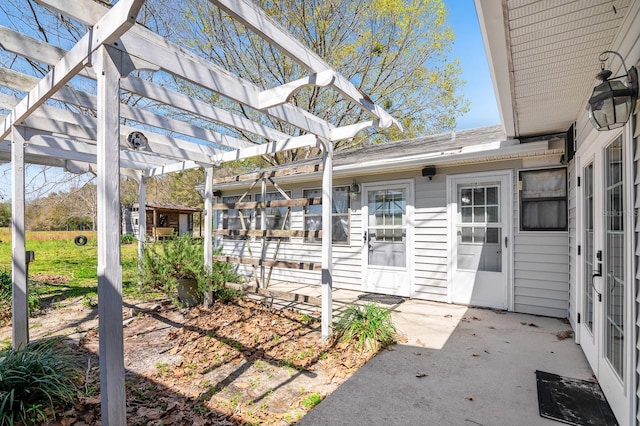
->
[228, 283, 322, 306]
[212, 134, 318, 164]
[212, 163, 322, 184]
[214, 255, 322, 271]
[213, 229, 322, 238]
[213, 197, 322, 210]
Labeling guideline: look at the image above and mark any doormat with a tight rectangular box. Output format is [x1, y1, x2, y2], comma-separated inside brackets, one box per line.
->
[357, 294, 405, 305]
[535, 370, 617, 426]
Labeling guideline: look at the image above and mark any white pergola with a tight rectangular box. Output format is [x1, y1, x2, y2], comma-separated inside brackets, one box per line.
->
[0, 0, 399, 423]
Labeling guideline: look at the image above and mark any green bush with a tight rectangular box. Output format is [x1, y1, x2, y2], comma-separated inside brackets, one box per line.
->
[138, 236, 241, 304]
[120, 233, 136, 244]
[0, 269, 41, 323]
[332, 303, 398, 351]
[0, 338, 83, 425]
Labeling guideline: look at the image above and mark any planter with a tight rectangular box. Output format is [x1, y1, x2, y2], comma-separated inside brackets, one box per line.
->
[176, 278, 202, 307]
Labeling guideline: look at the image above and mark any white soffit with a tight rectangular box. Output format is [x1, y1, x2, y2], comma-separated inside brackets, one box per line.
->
[477, 0, 632, 138]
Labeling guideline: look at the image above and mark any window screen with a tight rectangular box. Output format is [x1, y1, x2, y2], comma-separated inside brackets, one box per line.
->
[519, 168, 567, 231]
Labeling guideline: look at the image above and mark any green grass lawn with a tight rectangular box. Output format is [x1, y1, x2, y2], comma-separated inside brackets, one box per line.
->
[0, 228, 141, 301]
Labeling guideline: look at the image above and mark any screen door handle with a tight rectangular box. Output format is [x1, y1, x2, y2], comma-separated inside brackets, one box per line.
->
[504, 236, 508, 248]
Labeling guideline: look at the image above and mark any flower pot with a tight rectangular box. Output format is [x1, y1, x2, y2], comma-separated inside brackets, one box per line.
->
[176, 278, 202, 307]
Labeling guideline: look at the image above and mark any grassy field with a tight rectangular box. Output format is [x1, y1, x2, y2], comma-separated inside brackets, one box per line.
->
[0, 228, 141, 301]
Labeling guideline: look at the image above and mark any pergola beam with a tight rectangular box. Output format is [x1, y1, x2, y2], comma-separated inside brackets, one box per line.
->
[0, 0, 145, 142]
[211, 0, 401, 131]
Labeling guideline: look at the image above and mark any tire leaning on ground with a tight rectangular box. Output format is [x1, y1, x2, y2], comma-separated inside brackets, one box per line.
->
[74, 235, 88, 246]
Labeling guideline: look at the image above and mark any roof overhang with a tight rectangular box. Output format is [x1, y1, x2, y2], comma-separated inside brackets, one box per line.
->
[475, 0, 637, 138]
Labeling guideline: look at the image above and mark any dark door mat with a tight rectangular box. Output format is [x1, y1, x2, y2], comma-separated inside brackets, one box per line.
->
[356, 293, 405, 305]
[535, 370, 617, 425]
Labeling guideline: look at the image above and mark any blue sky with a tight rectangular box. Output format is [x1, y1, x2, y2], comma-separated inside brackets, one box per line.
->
[444, 0, 500, 130]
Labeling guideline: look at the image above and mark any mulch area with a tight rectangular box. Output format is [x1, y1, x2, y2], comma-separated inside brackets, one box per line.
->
[38, 298, 376, 425]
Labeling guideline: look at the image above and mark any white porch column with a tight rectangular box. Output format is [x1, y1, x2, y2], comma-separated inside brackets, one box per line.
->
[321, 139, 333, 340]
[137, 173, 147, 263]
[95, 45, 125, 426]
[203, 167, 214, 306]
[204, 166, 214, 266]
[11, 125, 27, 349]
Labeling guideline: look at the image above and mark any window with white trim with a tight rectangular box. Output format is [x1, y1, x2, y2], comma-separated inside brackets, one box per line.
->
[221, 195, 251, 239]
[303, 187, 349, 244]
[255, 191, 291, 232]
[519, 168, 567, 231]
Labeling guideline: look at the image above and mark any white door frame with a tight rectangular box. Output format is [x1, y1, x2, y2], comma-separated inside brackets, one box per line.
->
[575, 126, 635, 426]
[360, 179, 415, 297]
[446, 170, 513, 310]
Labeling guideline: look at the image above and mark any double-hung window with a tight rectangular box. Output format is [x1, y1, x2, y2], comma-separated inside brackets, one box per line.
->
[519, 168, 567, 231]
[255, 192, 291, 236]
[221, 195, 251, 239]
[303, 187, 349, 244]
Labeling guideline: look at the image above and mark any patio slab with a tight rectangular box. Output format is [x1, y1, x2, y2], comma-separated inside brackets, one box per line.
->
[240, 282, 595, 424]
[297, 296, 593, 426]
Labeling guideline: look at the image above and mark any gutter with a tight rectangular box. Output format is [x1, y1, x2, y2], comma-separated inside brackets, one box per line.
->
[214, 139, 559, 191]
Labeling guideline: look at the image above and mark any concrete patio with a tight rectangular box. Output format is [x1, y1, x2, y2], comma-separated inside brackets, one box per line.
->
[245, 282, 596, 425]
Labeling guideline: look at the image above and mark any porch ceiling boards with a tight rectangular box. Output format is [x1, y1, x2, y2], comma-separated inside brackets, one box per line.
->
[477, 0, 633, 138]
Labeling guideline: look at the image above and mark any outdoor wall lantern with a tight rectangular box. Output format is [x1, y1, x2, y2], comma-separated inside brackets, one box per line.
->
[588, 50, 638, 131]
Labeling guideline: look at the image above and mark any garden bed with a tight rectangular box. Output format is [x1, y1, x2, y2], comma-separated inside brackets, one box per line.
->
[2, 296, 377, 425]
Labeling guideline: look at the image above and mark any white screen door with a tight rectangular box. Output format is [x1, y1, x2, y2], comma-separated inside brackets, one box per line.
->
[449, 172, 511, 309]
[362, 181, 413, 296]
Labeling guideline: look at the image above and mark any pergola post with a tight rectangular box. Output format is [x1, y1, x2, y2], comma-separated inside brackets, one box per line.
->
[95, 45, 125, 426]
[320, 139, 333, 340]
[203, 166, 214, 305]
[11, 126, 28, 349]
[137, 173, 147, 263]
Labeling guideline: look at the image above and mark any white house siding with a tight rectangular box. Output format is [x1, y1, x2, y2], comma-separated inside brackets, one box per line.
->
[413, 173, 448, 301]
[512, 233, 569, 317]
[217, 155, 571, 317]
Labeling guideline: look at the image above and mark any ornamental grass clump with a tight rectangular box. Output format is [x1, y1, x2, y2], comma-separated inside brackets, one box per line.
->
[332, 303, 399, 351]
[0, 338, 83, 425]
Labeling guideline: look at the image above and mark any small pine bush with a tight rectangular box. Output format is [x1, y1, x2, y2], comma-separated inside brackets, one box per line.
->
[332, 303, 399, 351]
[0, 338, 83, 425]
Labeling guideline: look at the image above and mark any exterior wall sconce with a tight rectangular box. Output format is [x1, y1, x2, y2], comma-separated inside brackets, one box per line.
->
[349, 180, 361, 200]
[422, 166, 436, 180]
[588, 50, 638, 131]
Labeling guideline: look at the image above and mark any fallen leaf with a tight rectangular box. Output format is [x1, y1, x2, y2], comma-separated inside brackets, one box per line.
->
[471, 353, 479, 357]
[466, 396, 474, 401]
[556, 330, 573, 340]
[444, 314, 452, 318]
[413, 352, 422, 356]
[528, 323, 539, 328]
[415, 372, 427, 378]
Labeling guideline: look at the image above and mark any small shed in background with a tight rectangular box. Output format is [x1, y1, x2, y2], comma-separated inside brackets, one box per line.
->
[123, 203, 202, 240]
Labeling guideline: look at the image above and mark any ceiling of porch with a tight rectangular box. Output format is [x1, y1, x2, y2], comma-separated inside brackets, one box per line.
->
[476, 0, 635, 138]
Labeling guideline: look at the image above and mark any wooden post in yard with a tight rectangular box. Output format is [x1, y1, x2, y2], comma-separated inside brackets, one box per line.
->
[11, 126, 28, 349]
[203, 166, 214, 306]
[138, 173, 147, 264]
[96, 45, 125, 426]
[320, 139, 333, 341]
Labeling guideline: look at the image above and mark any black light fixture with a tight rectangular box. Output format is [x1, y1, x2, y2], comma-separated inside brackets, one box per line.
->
[421, 166, 436, 180]
[588, 50, 638, 131]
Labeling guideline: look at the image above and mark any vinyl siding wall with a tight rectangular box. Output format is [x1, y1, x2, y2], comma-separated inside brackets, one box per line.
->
[217, 157, 570, 317]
